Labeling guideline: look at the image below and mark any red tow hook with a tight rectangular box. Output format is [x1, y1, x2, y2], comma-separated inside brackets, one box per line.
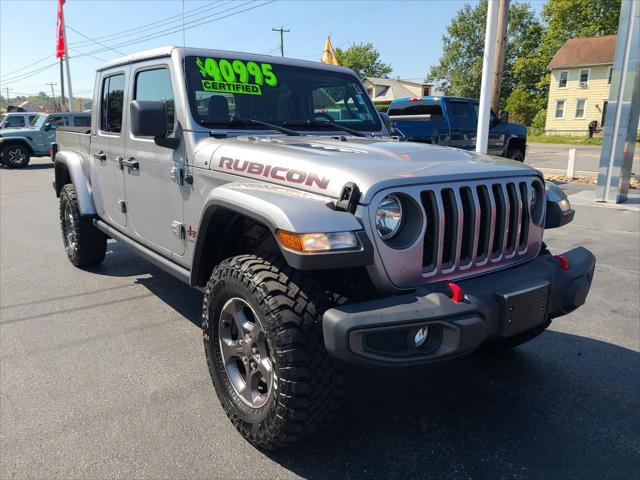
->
[447, 282, 465, 303]
[554, 255, 570, 270]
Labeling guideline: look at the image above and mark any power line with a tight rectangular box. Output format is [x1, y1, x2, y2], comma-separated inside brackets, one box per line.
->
[2, 0, 276, 88]
[67, 26, 125, 56]
[1, 62, 59, 86]
[0, 54, 54, 81]
[75, 1, 273, 57]
[68, 1, 223, 48]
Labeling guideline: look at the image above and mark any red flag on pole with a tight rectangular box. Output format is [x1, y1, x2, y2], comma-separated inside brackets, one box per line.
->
[56, 0, 65, 58]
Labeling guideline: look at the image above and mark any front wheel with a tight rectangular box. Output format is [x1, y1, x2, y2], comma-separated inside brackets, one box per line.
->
[507, 147, 525, 162]
[202, 255, 343, 450]
[1, 144, 30, 168]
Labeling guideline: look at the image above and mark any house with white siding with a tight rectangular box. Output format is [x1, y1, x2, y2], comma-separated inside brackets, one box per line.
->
[545, 35, 624, 136]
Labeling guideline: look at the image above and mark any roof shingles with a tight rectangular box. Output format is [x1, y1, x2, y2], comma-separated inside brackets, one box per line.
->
[548, 35, 617, 69]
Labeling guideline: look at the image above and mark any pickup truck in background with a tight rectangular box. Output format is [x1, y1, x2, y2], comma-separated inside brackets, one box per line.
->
[53, 47, 591, 450]
[0, 111, 91, 168]
[387, 96, 527, 161]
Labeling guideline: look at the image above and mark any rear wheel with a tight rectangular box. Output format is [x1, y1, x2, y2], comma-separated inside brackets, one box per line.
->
[1, 144, 30, 168]
[59, 184, 107, 267]
[202, 254, 343, 450]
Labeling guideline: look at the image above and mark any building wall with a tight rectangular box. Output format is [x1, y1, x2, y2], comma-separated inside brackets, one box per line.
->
[545, 64, 611, 136]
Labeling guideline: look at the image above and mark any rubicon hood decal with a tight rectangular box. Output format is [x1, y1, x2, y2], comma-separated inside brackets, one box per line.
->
[218, 157, 330, 189]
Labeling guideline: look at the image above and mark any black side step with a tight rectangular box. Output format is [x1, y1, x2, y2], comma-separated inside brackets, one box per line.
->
[94, 219, 192, 286]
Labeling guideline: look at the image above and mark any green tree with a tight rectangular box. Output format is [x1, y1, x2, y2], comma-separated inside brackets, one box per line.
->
[427, 1, 542, 102]
[334, 42, 392, 78]
[504, 85, 538, 125]
[513, 0, 621, 110]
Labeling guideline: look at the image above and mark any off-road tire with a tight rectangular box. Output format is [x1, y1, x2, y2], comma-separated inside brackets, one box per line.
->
[1, 144, 30, 168]
[486, 320, 551, 349]
[59, 184, 107, 267]
[202, 254, 343, 450]
[507, 147, 525, 162]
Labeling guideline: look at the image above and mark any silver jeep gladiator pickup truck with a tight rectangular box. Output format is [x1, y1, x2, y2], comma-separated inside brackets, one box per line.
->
[53, 46, 595, 450]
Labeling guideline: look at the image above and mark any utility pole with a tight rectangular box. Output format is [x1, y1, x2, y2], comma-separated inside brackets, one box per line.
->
[491, 0, 510, 113]
[272, 26, 290, 57]
[47, 82, 58, 111]
[5, 87, 11, 108]
[59, 58, 66, 111]
[476, 0, 499, 154]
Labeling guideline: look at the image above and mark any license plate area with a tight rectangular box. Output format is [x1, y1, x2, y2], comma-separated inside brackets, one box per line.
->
[495, 279, 550, 337]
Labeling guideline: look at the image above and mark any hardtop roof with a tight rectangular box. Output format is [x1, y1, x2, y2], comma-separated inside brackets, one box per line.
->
[96, 46, 356, 76]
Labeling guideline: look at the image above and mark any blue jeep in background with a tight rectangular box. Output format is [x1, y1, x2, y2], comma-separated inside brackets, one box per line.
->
[387, 96, 527, 161]
[0, 112, 91, 168]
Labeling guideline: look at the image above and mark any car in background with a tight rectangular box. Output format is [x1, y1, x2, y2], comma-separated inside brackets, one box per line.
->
[387, 96, 527, 161]
[0, 112, 40, 129]
[0, 112, 91, 168]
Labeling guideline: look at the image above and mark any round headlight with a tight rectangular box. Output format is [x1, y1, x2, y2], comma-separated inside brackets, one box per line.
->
[376, 194, 403, 240]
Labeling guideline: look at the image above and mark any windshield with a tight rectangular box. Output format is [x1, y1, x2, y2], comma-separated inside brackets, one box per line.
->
[30, 114, 47, 128]
[185, 55, 381, 133]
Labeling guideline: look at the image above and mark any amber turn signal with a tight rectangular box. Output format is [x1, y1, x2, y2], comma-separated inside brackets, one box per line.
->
[276, 230, 359, 253]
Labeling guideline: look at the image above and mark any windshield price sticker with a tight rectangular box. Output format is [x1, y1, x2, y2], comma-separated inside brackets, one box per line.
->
[195, 57, 278, 95]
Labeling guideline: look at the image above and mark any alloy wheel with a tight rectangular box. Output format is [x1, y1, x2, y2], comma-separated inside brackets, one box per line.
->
[218, 297, 274, 408]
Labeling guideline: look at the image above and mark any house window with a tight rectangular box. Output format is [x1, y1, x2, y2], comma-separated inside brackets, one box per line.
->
[575, 99, 587, 118]
[422, 86, 430, 96]
[579, 69, 590, 86]
[601, 101, 608, 127]
[558, 71, 568, 88]
[555, 100, 566, 119]
[607, 66, 613, 85]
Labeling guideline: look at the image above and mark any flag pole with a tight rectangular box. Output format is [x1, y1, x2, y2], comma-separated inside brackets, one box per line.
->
[61, 4, 74, 112]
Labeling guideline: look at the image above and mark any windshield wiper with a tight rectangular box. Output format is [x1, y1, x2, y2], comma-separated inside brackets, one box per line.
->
[201, 117, 300, 136]
[284, 119, 369, 138]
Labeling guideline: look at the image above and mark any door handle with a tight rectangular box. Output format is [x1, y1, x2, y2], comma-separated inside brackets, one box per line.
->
[93, 151, 107, 162]
[121, 157, 139, 171]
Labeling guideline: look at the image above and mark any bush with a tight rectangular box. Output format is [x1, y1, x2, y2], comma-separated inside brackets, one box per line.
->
[528, 109, 547, 136]
[375, 103, 390, 113]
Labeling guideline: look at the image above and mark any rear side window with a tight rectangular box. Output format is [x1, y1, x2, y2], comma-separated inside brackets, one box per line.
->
[448, 101, 476, 127]
[134, 68, 175, 135]
[48, 116, 70, 128]
[388, 103, 443, 117]
[101, 74, 125, 133]
[5, 116, 26, 127]
[73, 116, 91, 127]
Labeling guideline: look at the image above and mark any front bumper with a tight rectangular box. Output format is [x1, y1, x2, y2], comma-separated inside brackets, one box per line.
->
[323, 247, 595, 366]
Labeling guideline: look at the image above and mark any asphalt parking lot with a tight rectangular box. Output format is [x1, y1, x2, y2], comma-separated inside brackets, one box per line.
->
[1, 157, 639, 479]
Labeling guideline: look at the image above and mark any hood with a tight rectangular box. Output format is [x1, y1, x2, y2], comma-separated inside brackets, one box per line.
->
[195, 135, 539, 203]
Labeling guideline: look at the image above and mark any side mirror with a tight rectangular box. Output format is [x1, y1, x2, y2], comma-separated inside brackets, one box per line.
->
[130, 100, 178, 149]
[500, 111, 509, 124]
[43, 122, 51, 131]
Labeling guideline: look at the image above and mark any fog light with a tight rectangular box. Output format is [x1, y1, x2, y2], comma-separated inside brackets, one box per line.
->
[414, 326, 429, 347]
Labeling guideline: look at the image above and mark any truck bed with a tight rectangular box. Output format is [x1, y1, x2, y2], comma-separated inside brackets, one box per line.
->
[56, 127, 91, 156]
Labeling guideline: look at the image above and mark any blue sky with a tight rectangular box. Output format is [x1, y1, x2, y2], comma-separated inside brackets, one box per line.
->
[0, 0, 544, 100]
